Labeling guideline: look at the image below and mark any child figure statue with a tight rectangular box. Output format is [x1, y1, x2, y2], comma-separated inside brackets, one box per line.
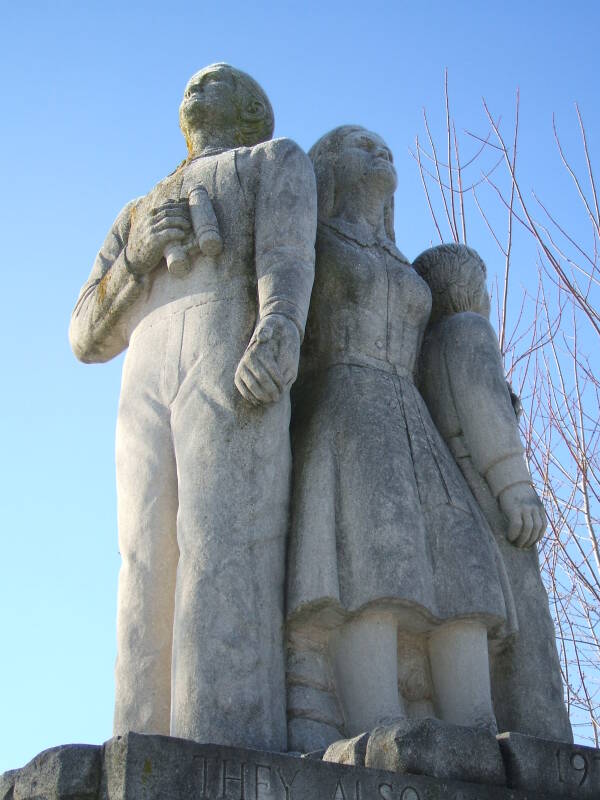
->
[414, 243, 572, 743]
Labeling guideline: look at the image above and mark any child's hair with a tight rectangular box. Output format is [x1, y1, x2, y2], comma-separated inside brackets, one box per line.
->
[413, 243, 487, 323]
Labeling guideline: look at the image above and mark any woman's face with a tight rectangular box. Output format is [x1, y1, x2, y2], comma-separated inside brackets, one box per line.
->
[337, 129, 397, 196]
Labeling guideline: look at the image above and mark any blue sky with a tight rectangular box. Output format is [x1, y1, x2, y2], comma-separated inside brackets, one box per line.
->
[1, 0, 598, 772]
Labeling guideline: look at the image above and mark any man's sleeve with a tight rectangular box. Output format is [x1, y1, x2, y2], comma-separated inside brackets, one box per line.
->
[252, 138, 317, 338]
[443, 312, 532, 498]
[69, 199, 148, 363]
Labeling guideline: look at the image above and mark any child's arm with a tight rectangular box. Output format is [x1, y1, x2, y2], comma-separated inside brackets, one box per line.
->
[442, 312, 546, 549]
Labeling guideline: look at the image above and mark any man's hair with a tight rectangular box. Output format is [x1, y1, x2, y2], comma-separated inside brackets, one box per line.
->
[308, 125, 395, 241]
[180, 63, 274, 148]
[229, 65, 274, 146]
[412, 243, 487, 322]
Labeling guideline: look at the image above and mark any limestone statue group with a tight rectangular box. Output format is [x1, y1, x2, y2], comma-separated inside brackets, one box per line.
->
[70, 64, 573, 761]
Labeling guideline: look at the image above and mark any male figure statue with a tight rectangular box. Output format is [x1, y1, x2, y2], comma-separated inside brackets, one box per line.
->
[414, 243, 573, 742]
[70, 64, 317, 751]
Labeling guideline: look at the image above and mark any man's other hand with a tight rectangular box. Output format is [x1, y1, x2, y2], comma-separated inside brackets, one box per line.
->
[234, 314, 300, 406]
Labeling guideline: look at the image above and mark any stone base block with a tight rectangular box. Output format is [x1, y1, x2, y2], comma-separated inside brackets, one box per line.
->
[323, 732, 369, 766]
[365, 719, 505, 786]
[3, 730, 599, 800]
[498, 731, 600, 798]
[8, 744, 101, 800]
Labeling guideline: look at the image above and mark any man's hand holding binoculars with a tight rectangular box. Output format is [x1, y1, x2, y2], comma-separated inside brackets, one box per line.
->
[125, 200, 192, 275]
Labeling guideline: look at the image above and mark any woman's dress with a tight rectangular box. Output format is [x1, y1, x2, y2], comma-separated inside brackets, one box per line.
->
[286, 221, 516, 637]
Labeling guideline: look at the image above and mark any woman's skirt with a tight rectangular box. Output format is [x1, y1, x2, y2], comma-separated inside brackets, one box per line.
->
[286, 365, 517, 638]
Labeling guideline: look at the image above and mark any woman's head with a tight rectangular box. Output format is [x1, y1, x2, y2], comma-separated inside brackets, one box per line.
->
[309, 125, 396, 240]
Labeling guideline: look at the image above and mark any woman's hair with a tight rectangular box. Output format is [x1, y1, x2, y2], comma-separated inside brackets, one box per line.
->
[412, 243, 488, 322]
[308, 125, 395, 241]
[179, 63, 274, 149]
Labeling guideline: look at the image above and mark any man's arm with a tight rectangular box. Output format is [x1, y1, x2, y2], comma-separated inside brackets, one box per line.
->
[69, 201, 147, 363]
[70, 197, 193, 364]
[442, 312, 546, 548]
[234, 138, 317, 405]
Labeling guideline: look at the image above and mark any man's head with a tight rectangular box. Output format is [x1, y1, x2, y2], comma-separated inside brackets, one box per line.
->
[413, 243, 490, 324]
[179, 63, 274, 152]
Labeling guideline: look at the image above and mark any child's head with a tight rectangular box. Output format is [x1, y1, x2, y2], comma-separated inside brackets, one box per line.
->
[413, 243, 490, 324]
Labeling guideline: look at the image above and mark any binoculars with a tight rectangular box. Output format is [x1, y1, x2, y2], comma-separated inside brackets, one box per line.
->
[164, 185, 223, 276]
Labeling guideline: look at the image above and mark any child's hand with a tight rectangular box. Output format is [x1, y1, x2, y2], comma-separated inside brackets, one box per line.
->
[499, 483, 547, 549]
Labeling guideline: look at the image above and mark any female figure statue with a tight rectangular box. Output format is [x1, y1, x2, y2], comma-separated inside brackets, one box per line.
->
[286, 126, 517, 752]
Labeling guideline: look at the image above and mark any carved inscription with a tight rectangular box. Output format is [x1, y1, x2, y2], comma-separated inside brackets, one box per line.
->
[331, 778, 363, 800]
[256, 764, 271, 800]
[499, 733, 600, 799]
[192, 756, 273, 800]
[400, 790, 420, 800]
[184, 749, 525, 800]
[220, 760, 245, 799]
[376, 783, 420, 800]
[276, 767, 300, 800]
[189, 757, 440, 800]
[556, 746, 600, 790]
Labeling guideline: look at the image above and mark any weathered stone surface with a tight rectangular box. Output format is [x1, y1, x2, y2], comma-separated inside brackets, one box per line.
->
[67, 63, 572, 760]
[15, 731, 600, 799]
[11, 745, 101, 800]
[70, 63, 317, 749]
[75, 733, 539, 800]
[287, 718, 341, 754]
[287, 685, 343, 730]
[415, 243, 572, 744]
[365, 719, 506, 787]
[285, 127, 515, 752]
[323, 732, 369, 766]
[498, 732, 600, 798]
[0, 770, 17, 800]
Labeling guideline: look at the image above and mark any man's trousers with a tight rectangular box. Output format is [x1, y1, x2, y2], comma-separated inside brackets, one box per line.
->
[113, 287, 290, 751]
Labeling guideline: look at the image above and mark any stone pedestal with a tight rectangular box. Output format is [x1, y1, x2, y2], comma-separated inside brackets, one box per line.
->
[3, 731, 599, 800]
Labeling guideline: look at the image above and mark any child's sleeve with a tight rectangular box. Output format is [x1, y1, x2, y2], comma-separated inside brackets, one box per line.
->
[443, 312, 532, 499]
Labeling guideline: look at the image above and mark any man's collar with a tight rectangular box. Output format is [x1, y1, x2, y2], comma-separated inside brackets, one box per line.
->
[186, 145, 230, 162]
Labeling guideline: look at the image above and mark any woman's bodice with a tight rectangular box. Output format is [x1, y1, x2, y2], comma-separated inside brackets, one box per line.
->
[300, 222, 432, 379]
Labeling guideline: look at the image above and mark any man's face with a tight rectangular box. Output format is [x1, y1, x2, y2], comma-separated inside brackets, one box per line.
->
[179, 65, 239, 135]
